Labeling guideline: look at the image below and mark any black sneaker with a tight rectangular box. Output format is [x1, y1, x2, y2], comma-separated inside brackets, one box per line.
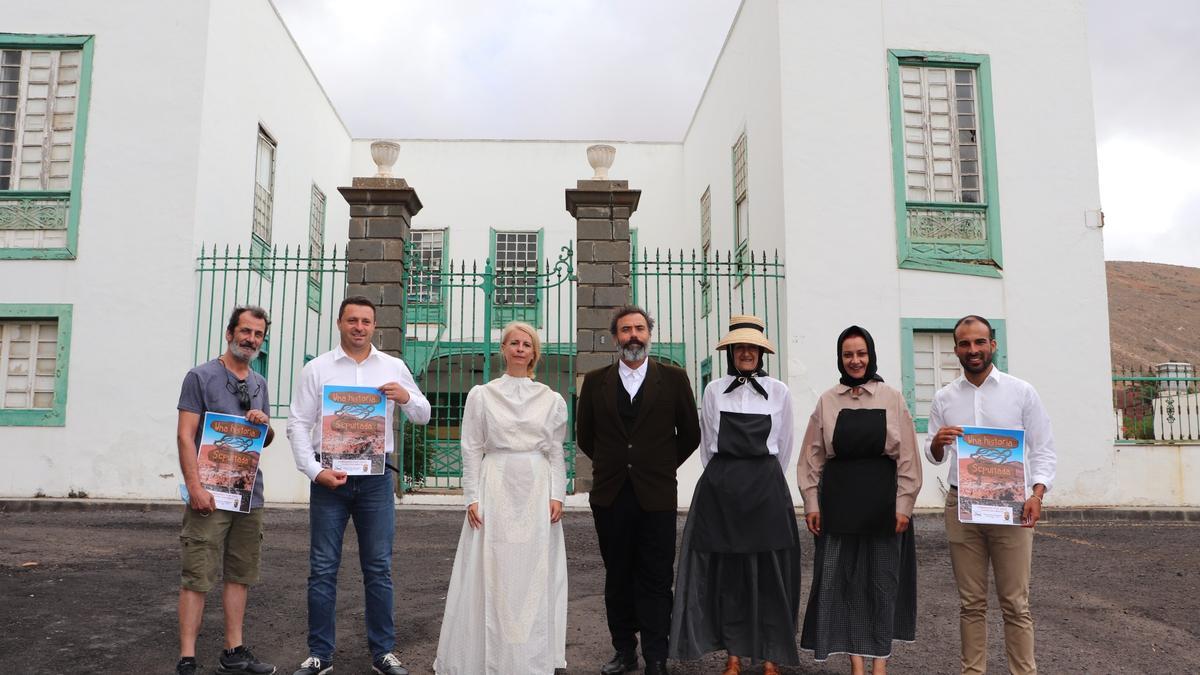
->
[371, 653, 408, 675]
[176, 658, 201, 675]
[217, 646, 276, 675]
[292, 656, 332, 675]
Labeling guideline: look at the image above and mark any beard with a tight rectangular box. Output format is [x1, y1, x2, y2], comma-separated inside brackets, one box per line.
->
[961, 351, 993, 374]
[619, 339, 647, 363]
[228, 340, 261, 363]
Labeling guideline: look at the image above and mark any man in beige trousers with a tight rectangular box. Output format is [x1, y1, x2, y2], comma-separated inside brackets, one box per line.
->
[925, 315, 1057, 674]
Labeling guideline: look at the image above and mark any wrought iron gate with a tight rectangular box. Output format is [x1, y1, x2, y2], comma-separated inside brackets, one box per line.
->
[397, 244, 578, 493]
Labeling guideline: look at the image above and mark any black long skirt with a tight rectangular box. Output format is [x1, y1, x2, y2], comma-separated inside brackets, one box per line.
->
[799, 528, 917, 661]
[668, 455, 801, 665]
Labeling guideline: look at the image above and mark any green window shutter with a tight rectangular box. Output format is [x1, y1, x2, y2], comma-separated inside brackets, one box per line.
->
[887, 50, 1003, 278]
[0, 35, 94, 260]
[899, 318, 1008, 432]
[0, 303, 72, 426]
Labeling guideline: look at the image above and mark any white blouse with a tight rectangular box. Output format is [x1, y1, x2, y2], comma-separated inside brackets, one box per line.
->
[700, 374, 795, 471]
[460, 374, 569, 505]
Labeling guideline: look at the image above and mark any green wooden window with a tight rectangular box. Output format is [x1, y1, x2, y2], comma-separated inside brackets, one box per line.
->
[888, 50, 1003, 278]
[249, 125, 276, 278]
[699, 186, 712, 316]
[407, 228, 448, 324]
[490, 228, 543, 328]
[899, 317, 1007, 432]
[0, 34, 94, 260]
[0, 303, 72, 426]
[700, 355, 713, 393]
[731, 133, 749, 282]
[306, 183, 326, 312]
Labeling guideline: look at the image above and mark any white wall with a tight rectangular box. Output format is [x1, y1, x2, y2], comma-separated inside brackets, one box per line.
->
[0, 0, 354, 503]
[190, 0, 354, 503]
[777, 0, 1116, 506]
[675, 0, 787, 505]
[192, 0, 352, 249]
[0, 0, 214, 500]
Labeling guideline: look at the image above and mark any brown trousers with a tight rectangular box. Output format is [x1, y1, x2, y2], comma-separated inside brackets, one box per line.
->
[944, 489, 1036, 675]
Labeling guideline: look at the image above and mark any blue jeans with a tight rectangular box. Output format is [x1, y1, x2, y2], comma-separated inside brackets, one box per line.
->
[307, 474, 396, 661]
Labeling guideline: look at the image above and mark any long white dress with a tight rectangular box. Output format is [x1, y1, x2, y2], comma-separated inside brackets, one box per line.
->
[433, 374, 569, 675]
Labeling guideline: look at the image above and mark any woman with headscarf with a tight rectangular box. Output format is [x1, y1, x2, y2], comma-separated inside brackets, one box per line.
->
[798, 326, 922, 675]
[669, 315, 801, 675]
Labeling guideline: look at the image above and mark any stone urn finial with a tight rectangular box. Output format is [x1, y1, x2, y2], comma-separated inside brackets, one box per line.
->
[370, 140, 401, 178]
[587, 144, 616, 180]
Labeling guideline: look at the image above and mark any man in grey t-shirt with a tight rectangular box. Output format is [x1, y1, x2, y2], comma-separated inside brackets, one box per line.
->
[174, 306, 277, 675]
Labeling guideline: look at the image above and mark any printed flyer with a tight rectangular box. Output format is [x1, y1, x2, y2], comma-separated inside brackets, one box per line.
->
[186, 412, 267, 513]
[956, 426, 1027, 526]
[321, 385, 387, 475]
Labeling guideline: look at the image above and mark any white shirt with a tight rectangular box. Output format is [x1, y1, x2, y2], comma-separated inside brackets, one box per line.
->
[287, 344, 431, 481]
[618, 358, 648, 399]
[700, 374, 794, 471]
[924, 367, 1057, 493]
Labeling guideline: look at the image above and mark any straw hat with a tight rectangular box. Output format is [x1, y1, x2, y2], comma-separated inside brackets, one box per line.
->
[715, 314, 776, 354]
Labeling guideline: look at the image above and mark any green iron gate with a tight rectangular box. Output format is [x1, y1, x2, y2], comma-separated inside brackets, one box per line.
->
[397, 243, 578, 493]
[632, 247, 786, 400]
[193, 243, 347, 417]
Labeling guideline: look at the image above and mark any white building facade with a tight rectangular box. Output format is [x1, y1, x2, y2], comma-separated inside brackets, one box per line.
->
[3, 0, 1189, 507]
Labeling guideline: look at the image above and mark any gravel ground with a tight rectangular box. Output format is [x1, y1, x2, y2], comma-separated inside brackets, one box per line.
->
[1, 503, 1197, 674]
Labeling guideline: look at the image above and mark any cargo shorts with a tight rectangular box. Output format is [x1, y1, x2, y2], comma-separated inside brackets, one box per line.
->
[179, 506, 265, 593]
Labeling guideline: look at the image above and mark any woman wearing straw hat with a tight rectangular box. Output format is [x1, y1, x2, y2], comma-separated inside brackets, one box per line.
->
[669, 315, 801, 675]
[797, 325, 921, 675]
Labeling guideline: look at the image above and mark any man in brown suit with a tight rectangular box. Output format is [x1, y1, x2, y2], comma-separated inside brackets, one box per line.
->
[577, 306, 702, 675]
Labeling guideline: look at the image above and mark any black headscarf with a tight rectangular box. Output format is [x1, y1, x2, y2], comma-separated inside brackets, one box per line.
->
[723, 345, 769, 398]
[837, 325, 884, 387]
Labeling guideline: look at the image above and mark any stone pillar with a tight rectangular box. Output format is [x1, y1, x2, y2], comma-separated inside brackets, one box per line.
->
[337, 176, 422, 358]
[566, 157, 641, 493]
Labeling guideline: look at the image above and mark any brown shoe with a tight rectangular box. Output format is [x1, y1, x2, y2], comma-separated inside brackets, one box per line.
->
[722, 655, 740, 675]
[762, 661, 780, 675]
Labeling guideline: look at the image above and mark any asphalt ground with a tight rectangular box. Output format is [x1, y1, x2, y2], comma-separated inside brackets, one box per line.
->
[1, 503, 1197, 674]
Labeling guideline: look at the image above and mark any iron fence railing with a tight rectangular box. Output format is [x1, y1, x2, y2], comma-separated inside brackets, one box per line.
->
[397, 244, 577, 493]
[193, 243, 347, 417]
[1112, 367, 1200, 442]
[632, 248, 786, 400]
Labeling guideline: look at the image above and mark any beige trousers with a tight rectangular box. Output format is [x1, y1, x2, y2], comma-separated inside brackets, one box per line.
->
[944, 488, 1036, 675]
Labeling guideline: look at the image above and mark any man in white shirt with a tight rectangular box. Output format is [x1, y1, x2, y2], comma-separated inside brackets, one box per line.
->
[925, 315, 1056, 675]
[286, 296, 431, 675]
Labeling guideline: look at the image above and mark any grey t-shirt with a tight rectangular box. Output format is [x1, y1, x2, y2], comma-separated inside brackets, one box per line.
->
[178, 358, 270, 509]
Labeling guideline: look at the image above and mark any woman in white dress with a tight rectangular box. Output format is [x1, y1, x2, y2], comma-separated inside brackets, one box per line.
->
[433, 321, 569, 675]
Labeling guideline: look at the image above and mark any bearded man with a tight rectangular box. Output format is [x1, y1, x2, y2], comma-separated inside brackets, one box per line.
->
[576, 305, 701, 675]
[174, 305, 276, 675]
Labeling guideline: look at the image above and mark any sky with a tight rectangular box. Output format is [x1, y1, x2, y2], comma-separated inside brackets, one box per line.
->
[273, 0, 1199, 268]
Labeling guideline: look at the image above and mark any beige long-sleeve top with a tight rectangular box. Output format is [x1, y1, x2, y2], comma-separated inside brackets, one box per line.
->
[798, 380, 922, 515]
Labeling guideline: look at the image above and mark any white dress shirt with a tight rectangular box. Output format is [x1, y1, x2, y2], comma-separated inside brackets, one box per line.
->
[924, 367, 1057, 493]
[700, 374, 794, 471]
[618, 358, 648, 399]
[287, 344, 431, 481]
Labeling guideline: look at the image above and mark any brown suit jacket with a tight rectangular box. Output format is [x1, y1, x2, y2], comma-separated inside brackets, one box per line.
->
[576, 359, 701, 511]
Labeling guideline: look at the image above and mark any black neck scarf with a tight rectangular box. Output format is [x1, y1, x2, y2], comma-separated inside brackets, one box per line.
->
[723, 346, 769, 399]
[837, 325, 885, 388]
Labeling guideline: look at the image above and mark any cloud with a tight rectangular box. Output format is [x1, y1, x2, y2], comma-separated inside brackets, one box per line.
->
[1088, 0, 1200, 265]
[273, 0, 742, 141]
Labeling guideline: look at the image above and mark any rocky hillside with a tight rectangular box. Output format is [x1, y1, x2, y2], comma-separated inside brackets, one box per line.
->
[1107, 261, 1200, 369]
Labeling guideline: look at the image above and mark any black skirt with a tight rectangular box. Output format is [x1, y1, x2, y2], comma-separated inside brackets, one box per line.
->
[669, 454, 802, 664]
[799, 527, 917, 661]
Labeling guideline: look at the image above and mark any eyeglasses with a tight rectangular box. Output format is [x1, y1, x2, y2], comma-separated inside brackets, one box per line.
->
[225, 377, 262, 411]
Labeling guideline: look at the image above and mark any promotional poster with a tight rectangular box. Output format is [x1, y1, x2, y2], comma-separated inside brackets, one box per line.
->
[956, 426, 1027, 525]
[321, 385, 387, 475]
[184, 412, 267, 513]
